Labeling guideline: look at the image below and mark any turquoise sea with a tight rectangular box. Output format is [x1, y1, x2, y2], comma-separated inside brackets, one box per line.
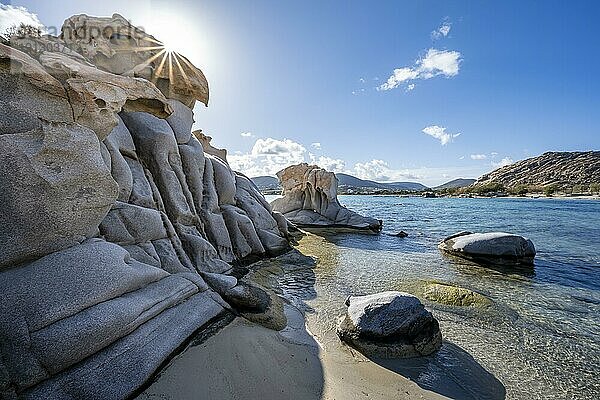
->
[266, 195, 600, 399]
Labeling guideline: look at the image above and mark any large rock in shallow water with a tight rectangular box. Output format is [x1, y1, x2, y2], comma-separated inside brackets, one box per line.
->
[271, 163, 382, 233]
[438, 231, 536, 266]
[337, 291, 442, 358]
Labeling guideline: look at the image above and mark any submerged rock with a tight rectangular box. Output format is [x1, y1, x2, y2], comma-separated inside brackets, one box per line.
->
[271, 163, 382, 233]
[389, 231, 409, 238]
[337, 292, 442, 358]
[422, 282, 491, 307]
[438, 232, 536, 266]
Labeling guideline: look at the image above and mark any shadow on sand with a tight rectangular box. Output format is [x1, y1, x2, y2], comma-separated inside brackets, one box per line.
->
[371, 340, 506, 400]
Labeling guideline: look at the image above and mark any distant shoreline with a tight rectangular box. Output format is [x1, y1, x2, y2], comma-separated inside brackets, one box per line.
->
[263, 191, 600, 200]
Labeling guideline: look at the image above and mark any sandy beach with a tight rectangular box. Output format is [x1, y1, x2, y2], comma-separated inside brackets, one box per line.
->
[136, 304, 446, 400]
[137, 241, 509, 400]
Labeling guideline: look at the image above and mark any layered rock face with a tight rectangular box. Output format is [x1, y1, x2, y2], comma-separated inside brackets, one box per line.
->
[475, 151, 600, 190]
[1, 15, 289, 400]
[271, 163, 382, 232]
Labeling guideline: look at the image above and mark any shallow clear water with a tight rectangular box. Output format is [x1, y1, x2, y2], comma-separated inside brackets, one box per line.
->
[266, 195, 600, 399]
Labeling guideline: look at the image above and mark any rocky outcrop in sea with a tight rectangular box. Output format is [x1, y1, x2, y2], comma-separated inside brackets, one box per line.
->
[271, 163, 382, 233]
[0, 14, 291, 400]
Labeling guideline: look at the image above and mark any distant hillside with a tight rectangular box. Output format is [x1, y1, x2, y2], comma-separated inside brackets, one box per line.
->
[475, 151, 600, 190]
[251, 176, 280, 191]
[336, 173, 429, 192]
[434, 178, 476, 190]
[251, 173, 428, 193]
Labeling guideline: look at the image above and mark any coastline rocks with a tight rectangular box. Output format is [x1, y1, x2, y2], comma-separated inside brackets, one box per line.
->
[0, 122, 118, 269]
[337, 292, 442, 358]
[423, 282, 491, 307]
[0, 44, 74, 132]
[1, 13, 291, 399]
[271, 163, 382, 233]
[438, 232, 536, 266]
[61, 13, 209, 108]
[38, 50, 172, 140]
[193, 130, 228, 161]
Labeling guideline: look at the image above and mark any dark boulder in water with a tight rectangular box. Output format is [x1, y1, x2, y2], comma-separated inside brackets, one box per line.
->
[389, 231, 409, 238]
[337, 291, 442, 358]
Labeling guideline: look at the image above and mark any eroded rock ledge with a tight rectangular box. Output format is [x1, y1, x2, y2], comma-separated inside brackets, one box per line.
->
[1, 14, 290, 400]
[271, 163, 382, 233]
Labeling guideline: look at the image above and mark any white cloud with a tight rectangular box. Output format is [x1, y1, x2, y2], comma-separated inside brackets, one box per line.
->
[251, 138, 305, 156]
[406, 83, 415, 92]
[470, 154, 487, 160]
[354, 159, 390, 181]
[353, 159, 422, 182]
[378, 67, 419, 91]
[228, 137, 494, 187]
[422, 125, 461, 145]
[491, 157, 514, 168]
[0, 4, 43, 37]
[311, 142, 321, 150]
[359, 77, 365, 83]
[310, 154, 346, 172]
[490, 151, 499, 158]
[418, 48, 461, 77]
[228, 138, 307, 177]
[431, 21, 452, 40]
[378, 48, 462, 91]
[240, 132, 254, 138]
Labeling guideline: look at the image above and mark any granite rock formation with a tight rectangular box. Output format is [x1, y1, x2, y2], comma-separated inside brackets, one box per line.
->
[337, 292, 442, 358]
[1, 14, 289, 400]
[438, 232, 536, 267]
[271, 163, 382, 233]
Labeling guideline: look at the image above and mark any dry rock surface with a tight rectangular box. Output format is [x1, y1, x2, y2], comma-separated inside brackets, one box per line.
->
[271, 163, 382, 233]
[0, 14, 290, 400]
[439, 231, 536, 267]
[337, 292, 442, 359]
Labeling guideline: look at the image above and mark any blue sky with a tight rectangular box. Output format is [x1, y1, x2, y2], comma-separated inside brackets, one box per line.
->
[2, 1, 599, 185]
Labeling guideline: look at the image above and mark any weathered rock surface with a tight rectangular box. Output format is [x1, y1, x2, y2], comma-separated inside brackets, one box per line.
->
[438, 232, 536, 266]
[0, 122, 118, 269]
[0, 44, 73, 132]
[61, 13, 209, 108]
[337, 292, 442, 358]
[1, 14, 290, 400]
[474, 151, 600, 190]
[271, 163, 382, 233]
[39, 51, 172, 140]
[193, 130, 228, 161]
